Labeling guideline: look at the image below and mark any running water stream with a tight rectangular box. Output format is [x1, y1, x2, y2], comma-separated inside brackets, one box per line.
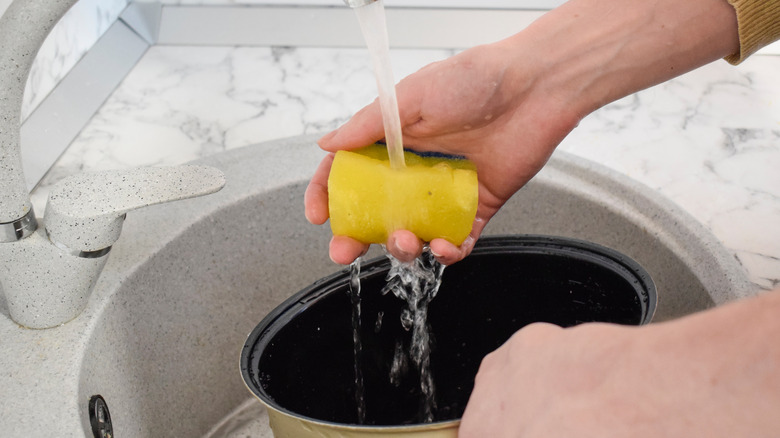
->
[349, 0, 446, 424]
[348, 258, 367, 424]
[352, 0, 406, 169]
[350, 250, 445, 424]
[382, 250, 445, 422]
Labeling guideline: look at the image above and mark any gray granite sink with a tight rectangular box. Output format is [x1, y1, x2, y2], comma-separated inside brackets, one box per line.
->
[0, 135, 754, 437]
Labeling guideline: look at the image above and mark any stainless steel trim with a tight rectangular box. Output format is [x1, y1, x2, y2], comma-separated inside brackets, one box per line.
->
[21, 20, 149, 192]
[119, 2, 162, 45]
[0, 208, 38, 242]
[156, 6, 545, 49]
[45, 228, 112, 259]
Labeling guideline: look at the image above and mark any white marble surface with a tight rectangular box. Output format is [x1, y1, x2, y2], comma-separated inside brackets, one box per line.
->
[156, 0, 565, 8]
[0, 0, 11, 17]
[21, 0, 127, 121]
[30, 45, 780, 291]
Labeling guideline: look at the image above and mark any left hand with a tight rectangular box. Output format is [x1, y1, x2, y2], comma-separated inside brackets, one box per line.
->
[458, 290, 780, 437]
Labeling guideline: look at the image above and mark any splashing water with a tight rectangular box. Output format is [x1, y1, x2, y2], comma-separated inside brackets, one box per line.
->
[381, 249, 445, 423]
[349, 249, 445, 424]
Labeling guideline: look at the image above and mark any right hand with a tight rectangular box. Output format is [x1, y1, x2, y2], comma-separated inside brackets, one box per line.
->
[306, 0, 739, 266]
[305, 40, 581, 265]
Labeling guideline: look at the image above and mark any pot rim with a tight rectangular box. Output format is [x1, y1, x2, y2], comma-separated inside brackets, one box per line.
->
[240, 234, 657, 429]
[244, 387, 462, 432]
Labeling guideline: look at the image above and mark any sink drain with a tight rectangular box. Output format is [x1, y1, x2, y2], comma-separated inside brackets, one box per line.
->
[88, 395, 114, 438]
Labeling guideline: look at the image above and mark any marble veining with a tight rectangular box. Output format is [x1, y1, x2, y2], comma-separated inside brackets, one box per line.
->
[31, 46, 453, 189]
[21, 0, 127, 121]
[30, 45, 780, 290]
[562, 56, 780, 289]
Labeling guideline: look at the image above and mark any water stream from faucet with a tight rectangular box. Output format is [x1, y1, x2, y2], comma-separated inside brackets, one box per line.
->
[348, 258, 367, 424]
[348, 0, 445, 423]
[352, 0, 406, 169]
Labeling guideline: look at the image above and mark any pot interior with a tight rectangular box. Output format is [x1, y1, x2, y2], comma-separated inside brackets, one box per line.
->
[242, 235, 656, 427]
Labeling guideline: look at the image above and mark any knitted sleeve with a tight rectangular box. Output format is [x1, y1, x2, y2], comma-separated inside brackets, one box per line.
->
[725, 0, 780, 64]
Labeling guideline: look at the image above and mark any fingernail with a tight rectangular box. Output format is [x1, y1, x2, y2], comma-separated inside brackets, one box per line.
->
[328, 237, 337, 264]
[318, 128, 340, 146]
[388, 236, 410, 260]
[462, 235, 476, 251]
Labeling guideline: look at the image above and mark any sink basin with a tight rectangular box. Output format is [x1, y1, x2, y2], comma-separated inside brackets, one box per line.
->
[0, 134, 754, 437]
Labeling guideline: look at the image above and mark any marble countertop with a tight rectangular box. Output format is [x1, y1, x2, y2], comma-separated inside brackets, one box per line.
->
[30, 45, 780, 290]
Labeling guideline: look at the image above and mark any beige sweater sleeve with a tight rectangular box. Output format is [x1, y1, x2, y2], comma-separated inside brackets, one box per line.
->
[725, 0, 780, 64]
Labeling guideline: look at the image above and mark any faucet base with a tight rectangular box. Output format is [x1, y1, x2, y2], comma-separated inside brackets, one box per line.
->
[0, 228, 107, 329]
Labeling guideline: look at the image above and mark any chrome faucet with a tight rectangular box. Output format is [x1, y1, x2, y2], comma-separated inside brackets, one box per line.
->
[0, 0, 225, 329]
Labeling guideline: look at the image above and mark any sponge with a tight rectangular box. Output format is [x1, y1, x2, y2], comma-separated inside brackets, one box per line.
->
[328, 144, 478, 245]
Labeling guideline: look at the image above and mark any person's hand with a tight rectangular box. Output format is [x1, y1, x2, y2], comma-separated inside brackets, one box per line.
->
[458, 289, 780, 437]
[305, 41, 580, 265]
[305, 0, 739, 266]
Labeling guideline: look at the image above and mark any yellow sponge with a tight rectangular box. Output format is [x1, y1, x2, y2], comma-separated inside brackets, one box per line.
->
[328, 144, 478, 245]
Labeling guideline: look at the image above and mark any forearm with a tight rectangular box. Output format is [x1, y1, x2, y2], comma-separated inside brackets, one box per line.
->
[460, 288, 780, 437]
[659, 287, 780, 389]
[643, 288, 780, 433]
[498, 0, 739, 121]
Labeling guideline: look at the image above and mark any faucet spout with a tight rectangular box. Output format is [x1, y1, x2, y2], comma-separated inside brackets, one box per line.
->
[1, 0, 227, 329]
[0, 0, 78, 228]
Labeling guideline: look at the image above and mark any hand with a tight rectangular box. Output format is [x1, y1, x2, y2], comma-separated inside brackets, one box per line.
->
[458, 290, 780, 437]
[305, 41, 579, 265]
[305, 0, 739, 265]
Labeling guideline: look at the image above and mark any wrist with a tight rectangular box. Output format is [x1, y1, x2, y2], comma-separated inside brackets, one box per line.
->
[643, 290, 780, 432]
[502, 0, 739, 121]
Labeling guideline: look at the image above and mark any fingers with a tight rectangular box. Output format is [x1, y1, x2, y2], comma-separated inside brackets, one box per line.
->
[329, 235, 369, 265]
[429, 236, 473, 266]
[307, 155, 368, 265]
[429, 214, 489, 265]
[387, 230, 424, 263]
[304, 153, 335, 225]
[461, 322, 564, 438]
[329, 230, 423, 265]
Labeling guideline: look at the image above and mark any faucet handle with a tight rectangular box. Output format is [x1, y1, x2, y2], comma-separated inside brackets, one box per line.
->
[44, 165, 226, 254]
